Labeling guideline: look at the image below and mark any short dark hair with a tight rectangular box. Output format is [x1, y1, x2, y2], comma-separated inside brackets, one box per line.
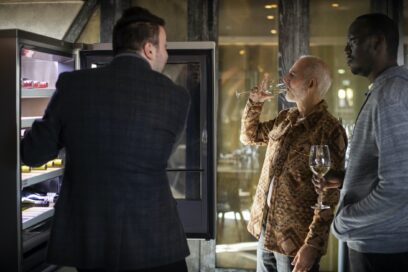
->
[112, 7, 165, 55]
[354, 13, 399, 58]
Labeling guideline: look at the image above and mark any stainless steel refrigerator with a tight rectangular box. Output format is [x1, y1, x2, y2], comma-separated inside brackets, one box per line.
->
[0, 29, 216, 271]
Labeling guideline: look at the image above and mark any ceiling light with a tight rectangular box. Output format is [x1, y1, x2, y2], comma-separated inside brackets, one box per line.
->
[337, 69, 345, 74]
[239, 50, 245, 56]
[331, 3, 340, 8]
[265, 4, 277, 9]
[270, 29, 277, 34]
[267, 15, 275, 20]
[346, 88, 354, 99]
[338, 89, 346, 99]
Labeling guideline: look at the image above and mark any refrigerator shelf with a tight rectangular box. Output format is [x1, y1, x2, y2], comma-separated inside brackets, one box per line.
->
[22, 207, 54, 230]
[22, 167, 63, 188]
[1, 29, 76, 270]
[21, 88, 55, 98]
[21, 116, 42, 128]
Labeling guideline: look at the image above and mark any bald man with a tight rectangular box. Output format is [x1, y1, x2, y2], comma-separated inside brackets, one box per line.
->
[240, 55, 347, 272]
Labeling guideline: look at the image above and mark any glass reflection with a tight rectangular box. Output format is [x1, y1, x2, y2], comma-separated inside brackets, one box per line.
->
[217, 0, 280, 267]
[165, 63, 202, 200]
[217, 44, 278, 268]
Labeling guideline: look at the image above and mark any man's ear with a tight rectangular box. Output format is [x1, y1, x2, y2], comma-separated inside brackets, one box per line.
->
[308, 78, 316, 89]
[142, 42, 154, 60]
[372, 35, 386, 52]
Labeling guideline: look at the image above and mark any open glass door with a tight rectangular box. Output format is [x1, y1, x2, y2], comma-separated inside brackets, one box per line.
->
[79, 41, 217, 239]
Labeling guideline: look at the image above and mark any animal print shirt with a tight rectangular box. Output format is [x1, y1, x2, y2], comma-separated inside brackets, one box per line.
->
[240, 99, 347, 256]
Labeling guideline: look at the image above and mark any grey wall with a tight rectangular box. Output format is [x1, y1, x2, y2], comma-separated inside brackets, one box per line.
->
[0, 1, 83, 39]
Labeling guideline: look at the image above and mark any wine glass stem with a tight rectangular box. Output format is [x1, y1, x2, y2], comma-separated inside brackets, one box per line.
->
[318, 192, 324, 206]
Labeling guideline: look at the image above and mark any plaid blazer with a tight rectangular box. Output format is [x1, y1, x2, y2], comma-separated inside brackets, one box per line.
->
[240, 99, 347, 257]
[21, 55, 190, 270]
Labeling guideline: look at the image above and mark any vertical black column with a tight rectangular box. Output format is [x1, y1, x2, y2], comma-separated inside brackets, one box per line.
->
[100, 0, 131, 43]
[187, 0, 218, 42]
[278, 0, 309, 110]
[370, 0, 404, 64]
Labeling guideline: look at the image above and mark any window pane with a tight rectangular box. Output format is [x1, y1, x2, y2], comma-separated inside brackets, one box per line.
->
[310, 0, 370, 133]
[217, 0, 279, 269]
[166, 62, 202, 200]
[309, 1, 370, 271]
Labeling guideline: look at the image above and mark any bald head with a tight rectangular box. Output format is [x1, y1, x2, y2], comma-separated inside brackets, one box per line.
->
[298, 55, 332, 98]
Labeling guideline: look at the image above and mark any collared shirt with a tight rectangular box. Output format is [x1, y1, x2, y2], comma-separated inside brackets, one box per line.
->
[240, 99, 347, 256]
[114, 52, 148, 63]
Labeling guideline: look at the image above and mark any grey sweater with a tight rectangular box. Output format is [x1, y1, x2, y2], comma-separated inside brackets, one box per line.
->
[332, 66, 408, 253]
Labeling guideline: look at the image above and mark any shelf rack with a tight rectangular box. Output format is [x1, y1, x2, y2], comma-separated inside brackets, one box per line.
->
[21, 88, 55, 98]
[22, 167, 63, 188]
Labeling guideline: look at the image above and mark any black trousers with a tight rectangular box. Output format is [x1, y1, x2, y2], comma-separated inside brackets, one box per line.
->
[349, 248, 408, 272]
[77, 259, 188, 272]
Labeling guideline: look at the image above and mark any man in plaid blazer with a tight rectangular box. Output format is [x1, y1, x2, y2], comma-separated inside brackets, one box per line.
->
[21, 7, 190, 272]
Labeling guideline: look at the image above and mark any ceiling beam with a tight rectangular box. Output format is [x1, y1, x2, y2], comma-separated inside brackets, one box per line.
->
[63, 0, 99, 43]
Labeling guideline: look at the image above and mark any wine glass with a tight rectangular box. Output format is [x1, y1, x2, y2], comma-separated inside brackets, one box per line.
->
[235, 77, 287, 98]
[309, 145, 331, 209]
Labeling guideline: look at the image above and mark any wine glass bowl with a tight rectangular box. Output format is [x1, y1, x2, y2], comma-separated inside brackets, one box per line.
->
[309, 145, 331, 209]
[235, 80, 287, 98]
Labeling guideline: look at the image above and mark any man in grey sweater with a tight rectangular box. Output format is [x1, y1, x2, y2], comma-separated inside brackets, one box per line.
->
[328, 13, 408, 272]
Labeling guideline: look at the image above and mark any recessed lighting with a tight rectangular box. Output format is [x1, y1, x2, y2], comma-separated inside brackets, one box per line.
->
[337, 69, 346, 74]
[265, 4, 278, 9]
[332, 3, 340, 8]
[267, 15, 275, 20]
[346, 88, 354, 98]
[239, 50, 245, 55]
[338, 89, 346, 99]
[270, 29, 277, 34]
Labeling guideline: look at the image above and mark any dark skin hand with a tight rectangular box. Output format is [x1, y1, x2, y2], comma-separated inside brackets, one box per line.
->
[294, 171, 341, 193]
[313, 176, 341, 194]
